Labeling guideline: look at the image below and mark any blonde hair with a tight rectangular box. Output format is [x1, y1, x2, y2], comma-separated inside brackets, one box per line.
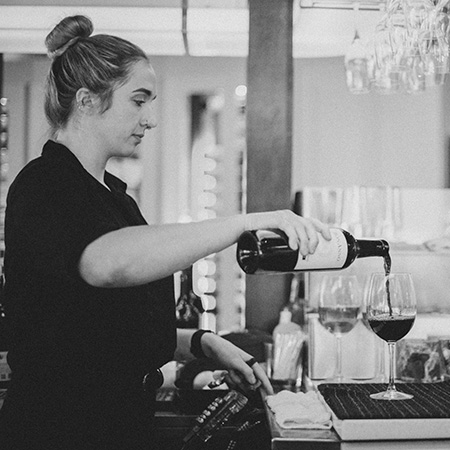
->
[44, 15, 149, 136]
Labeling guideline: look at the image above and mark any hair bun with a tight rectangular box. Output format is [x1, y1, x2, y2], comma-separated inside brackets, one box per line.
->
[45, 15, 93, 58]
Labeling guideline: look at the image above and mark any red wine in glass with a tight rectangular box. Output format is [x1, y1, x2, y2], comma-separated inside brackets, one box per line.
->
[367, 272, 416, 401]
[368, 315, 414, 342]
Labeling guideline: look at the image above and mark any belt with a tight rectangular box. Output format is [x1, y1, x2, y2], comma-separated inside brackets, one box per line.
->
[142, 369, 164, 392]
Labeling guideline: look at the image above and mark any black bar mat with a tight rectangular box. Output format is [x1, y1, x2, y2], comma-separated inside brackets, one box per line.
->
[318, 381, 450, 420]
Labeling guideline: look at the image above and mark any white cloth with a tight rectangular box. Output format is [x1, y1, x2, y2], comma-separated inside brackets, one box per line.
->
[266, 390, 332, 429]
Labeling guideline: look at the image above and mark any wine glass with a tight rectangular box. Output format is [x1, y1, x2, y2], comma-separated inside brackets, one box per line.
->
[366, 272, 417, 400]
[345, 2, 370, 94]
[318, 275, 362, 382]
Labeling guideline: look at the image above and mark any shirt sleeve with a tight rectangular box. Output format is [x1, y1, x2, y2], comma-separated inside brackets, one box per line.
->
[5, 167, 123, 285]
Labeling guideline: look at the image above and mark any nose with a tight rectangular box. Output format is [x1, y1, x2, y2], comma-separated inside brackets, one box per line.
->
[142, 105, 157, 130]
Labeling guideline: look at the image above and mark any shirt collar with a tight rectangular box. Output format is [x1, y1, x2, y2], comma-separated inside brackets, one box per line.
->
[42, 140, 128, 193]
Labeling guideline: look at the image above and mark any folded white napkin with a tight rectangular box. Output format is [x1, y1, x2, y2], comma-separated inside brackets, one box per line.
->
[266, 390, 332, 429]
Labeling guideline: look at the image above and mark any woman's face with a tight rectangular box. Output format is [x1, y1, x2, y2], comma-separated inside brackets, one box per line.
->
[94, 59, 158, 158]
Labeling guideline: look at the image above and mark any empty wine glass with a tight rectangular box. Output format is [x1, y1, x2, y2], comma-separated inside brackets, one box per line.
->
[366, 272, 417, 400]
[319, 275, 362, 382]
[345, 2, 371, 94]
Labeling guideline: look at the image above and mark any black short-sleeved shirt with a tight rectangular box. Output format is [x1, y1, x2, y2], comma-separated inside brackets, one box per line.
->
[0, 140, 176, 448]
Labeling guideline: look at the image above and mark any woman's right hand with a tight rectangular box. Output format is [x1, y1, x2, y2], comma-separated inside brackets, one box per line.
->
[243, 210, 331, 257]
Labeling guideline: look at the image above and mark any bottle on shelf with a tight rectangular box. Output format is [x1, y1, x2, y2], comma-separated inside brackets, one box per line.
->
[272, 308, 302, 337]
[287, 273, 308, 328]
[271, 308, 306, 384]
[236, 227, 389, 274]
[175, 266, 204, 329]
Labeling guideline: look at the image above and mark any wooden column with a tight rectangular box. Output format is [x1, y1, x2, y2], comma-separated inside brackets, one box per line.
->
[246, 0, 294, 332]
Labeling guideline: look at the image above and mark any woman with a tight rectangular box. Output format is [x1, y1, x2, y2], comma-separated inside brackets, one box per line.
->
[0, 15, 330, 450]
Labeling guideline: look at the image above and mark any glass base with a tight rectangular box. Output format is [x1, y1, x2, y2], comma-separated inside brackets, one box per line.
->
[370, 389, 413, 401]
[325, 375, 354, 384]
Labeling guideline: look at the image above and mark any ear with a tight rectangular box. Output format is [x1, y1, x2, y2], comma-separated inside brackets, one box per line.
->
[75, 88, 99, 112]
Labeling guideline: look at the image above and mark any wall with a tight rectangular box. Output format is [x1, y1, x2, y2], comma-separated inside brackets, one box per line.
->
[292, 56, 447, 192]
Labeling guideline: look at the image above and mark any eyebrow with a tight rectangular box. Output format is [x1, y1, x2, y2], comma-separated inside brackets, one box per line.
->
[132, 88, 156, 99]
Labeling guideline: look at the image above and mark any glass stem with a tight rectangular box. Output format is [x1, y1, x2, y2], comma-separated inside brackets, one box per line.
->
[387, 341, 397, 393]
[336, 334, 343, 381]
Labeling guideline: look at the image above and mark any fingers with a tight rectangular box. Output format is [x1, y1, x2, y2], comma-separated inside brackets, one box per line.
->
[293, 218, 315, 257]
[226, 370, 247, 388]
[204, 336, 274, 394]
[296, 216, 326, 255]
[274, 210, 330, 257]
[253, 363, 274, 395]
[235, 356, 258, 386]
[309, 217, 332, 240]
[233, 357, 273, 395]
[245, 357, 257, 368]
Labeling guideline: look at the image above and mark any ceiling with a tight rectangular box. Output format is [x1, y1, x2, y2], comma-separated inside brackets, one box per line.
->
[0, 0, 384, 58]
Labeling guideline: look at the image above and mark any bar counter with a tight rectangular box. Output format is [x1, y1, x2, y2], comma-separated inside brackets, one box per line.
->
[155, 384, 450, 450]
[265, 379, 450, 450]
[264, 397, 450, 450]
[2, 386, 449, 449]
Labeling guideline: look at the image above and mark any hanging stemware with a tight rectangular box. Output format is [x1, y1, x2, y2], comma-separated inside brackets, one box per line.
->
[425, 0, 450, 83]
[345, 1, 371, 94]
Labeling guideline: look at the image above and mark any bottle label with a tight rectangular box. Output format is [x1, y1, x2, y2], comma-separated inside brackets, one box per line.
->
[294, 228, 348, 270]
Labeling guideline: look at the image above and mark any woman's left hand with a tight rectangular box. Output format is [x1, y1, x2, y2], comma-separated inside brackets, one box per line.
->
[200, 332, 274, 395]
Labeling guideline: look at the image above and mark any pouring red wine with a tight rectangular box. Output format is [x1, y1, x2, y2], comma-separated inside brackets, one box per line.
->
[366, 269, 417, 401]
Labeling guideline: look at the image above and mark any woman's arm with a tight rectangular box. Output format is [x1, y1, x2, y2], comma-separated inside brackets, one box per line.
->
[175, 329, 274, 395]
[79, 210, 330, 288]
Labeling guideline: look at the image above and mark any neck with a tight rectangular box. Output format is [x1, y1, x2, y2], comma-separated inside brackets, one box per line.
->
[55, 128, 109, 187]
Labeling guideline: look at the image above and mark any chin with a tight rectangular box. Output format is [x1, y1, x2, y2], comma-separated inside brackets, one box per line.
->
[120, 142, 139, 156]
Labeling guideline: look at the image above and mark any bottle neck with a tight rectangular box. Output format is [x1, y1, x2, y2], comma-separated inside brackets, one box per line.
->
[356, 239, 389, 258]
[288, 273, 306, 302]
[279, 308, 292, 324]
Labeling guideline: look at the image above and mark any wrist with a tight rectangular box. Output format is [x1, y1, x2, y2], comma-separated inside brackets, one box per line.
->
[243, 213, 252, 231]
[190, 329, 214, 358]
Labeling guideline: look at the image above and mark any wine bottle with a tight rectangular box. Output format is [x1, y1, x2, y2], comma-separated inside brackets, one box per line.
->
[236, 227, 389, 274]
[175, 266, 204, 329]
